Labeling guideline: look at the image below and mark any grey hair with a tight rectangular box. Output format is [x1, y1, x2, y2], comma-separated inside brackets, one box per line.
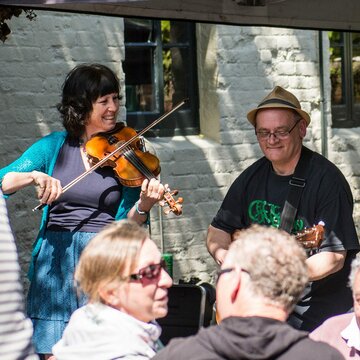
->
[349, 253, 360, 290]
[227, 225, 308, 312]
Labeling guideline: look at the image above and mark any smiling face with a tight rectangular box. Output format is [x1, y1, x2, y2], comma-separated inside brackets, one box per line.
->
[117, 238, 173, 323]
[255, 108, 307, 175]
[84, 92, 120, 138]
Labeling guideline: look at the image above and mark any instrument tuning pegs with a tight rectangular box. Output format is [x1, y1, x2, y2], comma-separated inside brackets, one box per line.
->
[158, 189, 183, 216]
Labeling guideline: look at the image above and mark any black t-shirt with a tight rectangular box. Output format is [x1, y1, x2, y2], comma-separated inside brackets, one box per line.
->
[212, 147, 360, 331]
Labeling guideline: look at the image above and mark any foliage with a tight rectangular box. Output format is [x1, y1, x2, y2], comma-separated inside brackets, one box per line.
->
[0, 6, 36, 43]
[161, 21, 172, 98]
[328, 31, 360, 103]
[328, 31, 342, 103]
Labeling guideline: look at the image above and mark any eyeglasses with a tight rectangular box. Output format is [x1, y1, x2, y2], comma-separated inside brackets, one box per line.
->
[216, 267, 234, 283]
[255, 120, 300, 140]
[216, 267, 250, 284]
[129, 259, 167, 281]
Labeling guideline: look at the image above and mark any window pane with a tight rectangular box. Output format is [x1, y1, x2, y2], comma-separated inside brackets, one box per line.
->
[329, 31, 343, 47]
[162, 20, 192, 112]
[124, 19, 154, 43]
[161, 20, 190, 44]
[124, 18, 199, 136]
[353, 33, 360, 104]
[329, 32, 344, 105]
[163, 47, 190, 112]
[331, 56, 343, 105]
[123, 47, 155, 112]
[330, 31, 360, 128]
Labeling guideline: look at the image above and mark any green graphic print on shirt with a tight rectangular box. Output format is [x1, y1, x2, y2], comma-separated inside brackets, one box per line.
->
[248, 199, 304, 233]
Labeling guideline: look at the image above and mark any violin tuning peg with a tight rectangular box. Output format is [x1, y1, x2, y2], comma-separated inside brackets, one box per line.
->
[177, 197, 184, 204]
[172, 203, 182, 216]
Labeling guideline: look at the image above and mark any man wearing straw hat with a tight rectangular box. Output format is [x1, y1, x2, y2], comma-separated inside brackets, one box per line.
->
[206, 86, 360, 331]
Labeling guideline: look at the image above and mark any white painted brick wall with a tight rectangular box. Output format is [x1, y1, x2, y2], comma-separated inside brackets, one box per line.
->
[1, 12, 359, 292]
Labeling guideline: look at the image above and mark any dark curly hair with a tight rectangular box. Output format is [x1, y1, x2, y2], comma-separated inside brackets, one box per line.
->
[57, 63, 121, 138]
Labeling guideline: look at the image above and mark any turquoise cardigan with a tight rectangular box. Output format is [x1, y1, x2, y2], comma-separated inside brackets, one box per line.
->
[0, 131, 141, 278]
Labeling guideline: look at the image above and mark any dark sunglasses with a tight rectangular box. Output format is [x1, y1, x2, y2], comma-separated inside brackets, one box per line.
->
[129, 259, 168, 281]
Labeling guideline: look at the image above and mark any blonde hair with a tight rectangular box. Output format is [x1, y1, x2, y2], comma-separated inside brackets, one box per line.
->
[229, 225, 308, 312]
[75, 220, 148, 302]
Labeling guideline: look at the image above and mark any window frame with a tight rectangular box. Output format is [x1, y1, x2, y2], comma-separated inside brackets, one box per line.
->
[330, 31, 360, 128]
[123, 18, 199, 137]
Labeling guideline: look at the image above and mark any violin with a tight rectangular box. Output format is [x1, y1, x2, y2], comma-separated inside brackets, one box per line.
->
[33, 100, 187, 215]
[85, 123, 160, 188]
[85, 123, 183, 215]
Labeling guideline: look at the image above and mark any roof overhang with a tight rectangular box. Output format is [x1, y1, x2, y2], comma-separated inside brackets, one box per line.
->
[1, 0, 360, 31]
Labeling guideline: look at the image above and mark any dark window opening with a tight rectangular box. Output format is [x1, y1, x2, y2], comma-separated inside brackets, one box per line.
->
[123, 18, 199, 137]
[329, 31, 360, 128]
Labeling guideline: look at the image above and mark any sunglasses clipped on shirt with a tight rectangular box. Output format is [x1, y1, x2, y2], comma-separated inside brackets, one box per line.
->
[129, 259, 168, 281]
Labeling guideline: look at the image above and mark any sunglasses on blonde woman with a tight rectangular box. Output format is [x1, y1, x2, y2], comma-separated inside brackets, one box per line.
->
[129, 259, 168, 281]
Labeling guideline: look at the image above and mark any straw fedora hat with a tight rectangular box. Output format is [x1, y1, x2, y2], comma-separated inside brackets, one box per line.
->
[247, 86, 311, 126]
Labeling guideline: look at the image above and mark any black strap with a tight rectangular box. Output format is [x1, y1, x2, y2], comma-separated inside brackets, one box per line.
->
[280, 146, 313, 234]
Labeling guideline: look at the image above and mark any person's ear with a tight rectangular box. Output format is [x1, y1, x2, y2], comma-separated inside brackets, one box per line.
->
[230, 270, 242, 303]
[98, 282, 122, 307]
[299, 119, 307, 138]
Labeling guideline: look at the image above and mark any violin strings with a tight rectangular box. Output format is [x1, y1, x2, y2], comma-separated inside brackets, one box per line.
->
[123, 147, 174, 199]
[123, 147, 155, 180]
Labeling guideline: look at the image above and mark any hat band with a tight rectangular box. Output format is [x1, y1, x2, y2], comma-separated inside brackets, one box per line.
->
[258, 98, 298, 109]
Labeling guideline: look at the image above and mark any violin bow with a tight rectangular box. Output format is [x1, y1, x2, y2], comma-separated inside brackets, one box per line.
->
[33, 99, 188, 211]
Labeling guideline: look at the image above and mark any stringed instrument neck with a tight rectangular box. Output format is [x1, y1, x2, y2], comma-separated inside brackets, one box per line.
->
[295, 221, 325, 250]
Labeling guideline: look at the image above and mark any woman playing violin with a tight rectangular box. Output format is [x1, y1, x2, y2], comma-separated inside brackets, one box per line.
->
[0, 63, 165, 359]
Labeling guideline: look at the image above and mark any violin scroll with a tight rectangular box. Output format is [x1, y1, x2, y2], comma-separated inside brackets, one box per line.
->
[159, 189, 183, 216]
